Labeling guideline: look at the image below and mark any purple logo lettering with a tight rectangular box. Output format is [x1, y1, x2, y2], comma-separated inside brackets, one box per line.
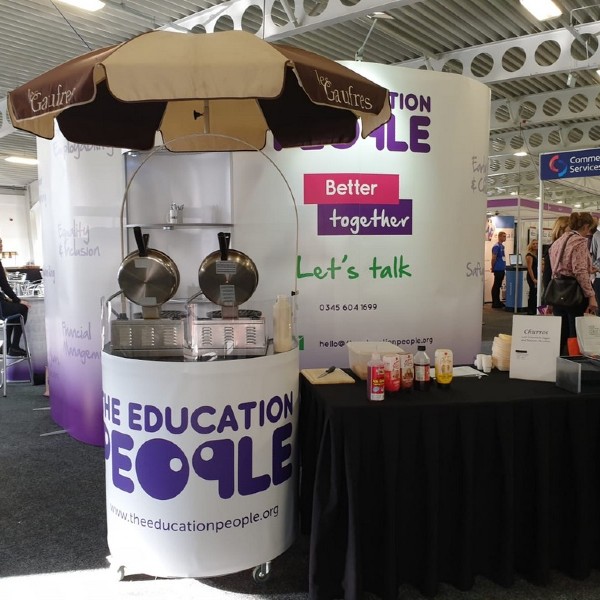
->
[272, 423, 293, 485]
[192, 439, 235, 499]
[238, 436, 271, 496]
[136, 438, 189, 501]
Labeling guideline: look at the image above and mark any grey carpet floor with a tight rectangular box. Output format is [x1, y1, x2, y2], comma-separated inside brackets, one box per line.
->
[4, 332, 600, 599]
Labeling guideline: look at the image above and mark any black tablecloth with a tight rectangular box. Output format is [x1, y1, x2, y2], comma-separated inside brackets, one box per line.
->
[299, 371, 600, 599]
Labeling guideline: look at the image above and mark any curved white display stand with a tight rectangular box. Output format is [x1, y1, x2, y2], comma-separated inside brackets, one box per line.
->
[102, 347, 299, 578]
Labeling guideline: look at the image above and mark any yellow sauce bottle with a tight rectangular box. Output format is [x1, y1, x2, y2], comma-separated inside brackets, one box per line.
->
[434, 349, 453, 388]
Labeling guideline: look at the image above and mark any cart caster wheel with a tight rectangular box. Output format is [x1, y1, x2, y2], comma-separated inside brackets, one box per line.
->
[115, 565, 126, 581]
[252, 563, 271, 583]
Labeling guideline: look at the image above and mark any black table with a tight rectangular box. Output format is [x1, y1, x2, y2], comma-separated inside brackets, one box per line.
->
[299, 371, 600, 599]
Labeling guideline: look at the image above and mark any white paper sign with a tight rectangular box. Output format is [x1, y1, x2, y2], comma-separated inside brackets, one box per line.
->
[509, 315, 562, 381]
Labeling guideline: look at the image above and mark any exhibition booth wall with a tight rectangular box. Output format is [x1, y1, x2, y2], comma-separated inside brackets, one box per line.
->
[36, 63, 491, 446]
[237, 63, 491, 369]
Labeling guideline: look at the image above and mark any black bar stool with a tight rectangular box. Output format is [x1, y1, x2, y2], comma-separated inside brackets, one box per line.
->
[0, 314, 34, 397]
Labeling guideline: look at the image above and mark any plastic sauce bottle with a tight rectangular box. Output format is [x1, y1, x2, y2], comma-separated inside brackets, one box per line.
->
[434, 349, 453, 388]
[399, 353, 414, 391]
[273, 295, 294, 353]
[367, 353, 385, 401]
[413, 345, 431, 391]
[383, 353, 401, 392]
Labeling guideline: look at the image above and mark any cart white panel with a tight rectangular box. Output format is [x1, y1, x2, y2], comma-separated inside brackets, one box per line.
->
[102, 348, 299, 577]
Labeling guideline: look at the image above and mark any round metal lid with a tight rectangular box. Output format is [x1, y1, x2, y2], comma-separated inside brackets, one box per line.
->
[117, 227, 180, 308]
[198, 232, 258, 307]
[118, 250, 180, 307]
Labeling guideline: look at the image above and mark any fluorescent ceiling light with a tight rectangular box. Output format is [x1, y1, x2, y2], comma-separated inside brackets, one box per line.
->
[4, 156, 38, 166]
[367, 12, 394, 20]
[520, 0, 562, 21]
[55, 0, 105, 11]
[514, 151, 527, 156]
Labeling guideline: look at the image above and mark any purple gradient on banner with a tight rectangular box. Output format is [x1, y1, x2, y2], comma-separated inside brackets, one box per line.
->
[49, 364, 103, 446]
[317, 202, 412, 236]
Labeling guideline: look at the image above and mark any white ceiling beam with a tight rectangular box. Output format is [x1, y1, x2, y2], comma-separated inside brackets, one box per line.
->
[488, 119, 600, 157]
[163, 0, 421, 39]
[490, 85, 600, 129]
[263, 0, 420, 41]
[396, 21, 600, 84]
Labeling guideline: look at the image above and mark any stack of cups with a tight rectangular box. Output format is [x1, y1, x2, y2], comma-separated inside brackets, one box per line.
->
[475, 353, 493, 373]
[491, 334, 511, 370]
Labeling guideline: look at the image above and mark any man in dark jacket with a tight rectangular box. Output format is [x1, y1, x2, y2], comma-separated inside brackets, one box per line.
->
[0, 238, 30, 356]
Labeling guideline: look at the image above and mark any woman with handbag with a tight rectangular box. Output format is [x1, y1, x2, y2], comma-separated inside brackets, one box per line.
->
[547, 212, 597, 353]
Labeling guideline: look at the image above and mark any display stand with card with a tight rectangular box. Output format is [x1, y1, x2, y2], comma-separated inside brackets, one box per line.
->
[556, 316, 600, 393]
[509, 315, 562, 382]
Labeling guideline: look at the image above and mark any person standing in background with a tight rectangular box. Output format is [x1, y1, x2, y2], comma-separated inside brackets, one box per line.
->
[525, 239, 538, 315]
[541, 216, 570, 341]
[549, 212, 597, 354]
[0, 237, 31, 356]
[491, 231, 507, 309]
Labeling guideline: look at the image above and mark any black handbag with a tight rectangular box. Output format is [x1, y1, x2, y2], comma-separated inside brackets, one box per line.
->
[543, 275, 584, 308]
[542, 233, 585, 308]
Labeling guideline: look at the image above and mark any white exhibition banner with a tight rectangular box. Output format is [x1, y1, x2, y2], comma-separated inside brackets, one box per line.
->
[233, 62, 491, 367]
[102, 348, 299, 577]
[509, 315, 562, 381]
[37, 133, 124, 444]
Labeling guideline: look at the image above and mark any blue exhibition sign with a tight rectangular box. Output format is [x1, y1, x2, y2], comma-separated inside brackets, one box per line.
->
[540, 148, 600, 181]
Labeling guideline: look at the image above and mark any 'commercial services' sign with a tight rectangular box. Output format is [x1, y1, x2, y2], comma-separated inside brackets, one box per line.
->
[540, 148, 600, 181]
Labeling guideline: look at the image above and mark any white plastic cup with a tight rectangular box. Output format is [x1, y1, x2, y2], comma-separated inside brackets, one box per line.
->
[482, 354, 492, 373]
[475, 353, 485, 370]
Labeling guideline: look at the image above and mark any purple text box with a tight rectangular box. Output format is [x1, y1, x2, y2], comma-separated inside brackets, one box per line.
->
[317, 201, 412, 236]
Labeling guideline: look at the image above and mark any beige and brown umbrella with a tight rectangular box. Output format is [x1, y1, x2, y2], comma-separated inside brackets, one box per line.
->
[7, 30, 391, 152]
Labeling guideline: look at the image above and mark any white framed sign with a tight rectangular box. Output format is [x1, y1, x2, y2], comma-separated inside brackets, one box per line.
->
[509, 315, 562, 382]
